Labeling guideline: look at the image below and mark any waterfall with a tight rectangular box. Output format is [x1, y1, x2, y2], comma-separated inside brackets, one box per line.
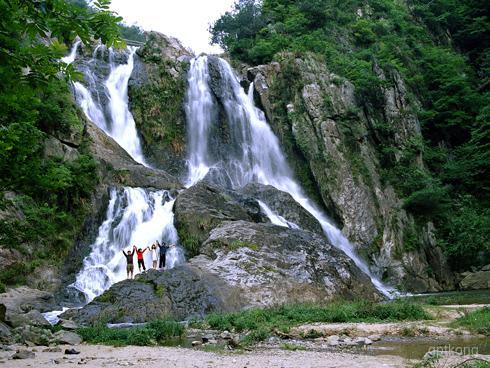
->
[73, 45, 146, 165]
[71, 188, 184, 303]
[185, 57, 215, 186]
[61, 39, 81, 64]
[184, 56, 394, 297]
[59, 43, 185, 307]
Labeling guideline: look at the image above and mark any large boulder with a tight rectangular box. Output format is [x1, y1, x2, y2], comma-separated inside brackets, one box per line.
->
[64, 265, 244, 326]
[459, 271, 490, 290]
[0, 287, 55, 329]
[0, 287, 55, 316]
[198, 221, 381, 305]
[174, 182, 265, 256]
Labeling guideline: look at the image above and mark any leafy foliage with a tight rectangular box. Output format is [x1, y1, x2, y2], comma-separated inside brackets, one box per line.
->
[0, 0, 122, 287]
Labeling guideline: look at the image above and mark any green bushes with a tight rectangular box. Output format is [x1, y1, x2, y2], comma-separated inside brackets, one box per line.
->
[452, 307, 490, 336]
[199, 300, 430, 344]
[78, 320, 185, 346]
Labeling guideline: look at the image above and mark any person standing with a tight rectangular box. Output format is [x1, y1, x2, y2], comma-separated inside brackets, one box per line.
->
[122, 247, 135, 279]
[151, 243, 158, 269]
[134, 245, 148, 273]
[157, 240, 169, 270]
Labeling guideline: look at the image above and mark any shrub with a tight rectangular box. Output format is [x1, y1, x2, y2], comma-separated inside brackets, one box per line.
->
[78, 319, 184, 346]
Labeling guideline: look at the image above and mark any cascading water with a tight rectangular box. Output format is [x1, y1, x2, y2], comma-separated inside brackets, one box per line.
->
[72, 188, 183, 303]
[185, 56, 394, 297]
[258, 201, 299, 229]
[73, 46, 146, 165]
[56, 43, 185, 309]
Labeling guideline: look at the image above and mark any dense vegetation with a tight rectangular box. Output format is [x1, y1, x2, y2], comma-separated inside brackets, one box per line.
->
[0, 0, 122, 289]
[210, 0, 490, 271]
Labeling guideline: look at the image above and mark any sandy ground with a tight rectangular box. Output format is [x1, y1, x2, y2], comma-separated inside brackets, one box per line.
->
[0, 344, 409, 368]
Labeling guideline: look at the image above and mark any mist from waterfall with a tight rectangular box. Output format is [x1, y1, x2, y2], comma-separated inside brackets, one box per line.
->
[184, 55, 394, 297]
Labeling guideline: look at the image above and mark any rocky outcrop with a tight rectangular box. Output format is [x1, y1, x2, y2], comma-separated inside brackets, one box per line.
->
[174, 182, 265, 256]
[0, 287, 54, 331]
[68, 178, 383, 325]
[85, 119, 181, 190]
[246, 53, 453, 292]
[67, 220, 381, 325]
[129, 32, 194, 176]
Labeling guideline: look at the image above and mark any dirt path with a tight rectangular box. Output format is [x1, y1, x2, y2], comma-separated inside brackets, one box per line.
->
[1, 344, 409, 368]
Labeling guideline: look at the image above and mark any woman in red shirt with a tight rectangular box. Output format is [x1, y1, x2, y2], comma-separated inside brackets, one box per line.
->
[133, 245, 149, 273]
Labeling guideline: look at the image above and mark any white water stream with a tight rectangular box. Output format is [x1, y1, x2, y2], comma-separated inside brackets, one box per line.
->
[185, 56, 394, 297]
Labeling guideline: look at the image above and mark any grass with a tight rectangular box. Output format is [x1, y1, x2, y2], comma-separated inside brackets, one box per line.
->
[451, 307, 490, 336]
[77, 319, 185, 346]
[193, 299, 430, 345]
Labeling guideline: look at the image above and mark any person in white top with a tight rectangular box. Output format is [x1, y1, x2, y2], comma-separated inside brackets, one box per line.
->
[151, 243, 158, 269]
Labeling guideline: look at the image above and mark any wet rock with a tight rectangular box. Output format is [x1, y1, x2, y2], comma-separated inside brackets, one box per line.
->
[0, 305, 5, 322]
[53, 331, 82, 345]
[12, 349, 35, 359]
[191, 340, 202, 347]
[129, 31, 193, 175]
[85, 121, 182, 190]
[240, 183, 324, 235]
[248, 53, 454, 292]
[368, 334, 381, 342]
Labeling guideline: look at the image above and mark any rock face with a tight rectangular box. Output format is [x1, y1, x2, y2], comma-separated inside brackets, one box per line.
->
[246, 53, 454, 292]
[129, 32, 194, 177]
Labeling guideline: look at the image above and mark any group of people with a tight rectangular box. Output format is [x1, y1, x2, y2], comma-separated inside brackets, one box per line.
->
[122, 240, 174, 279]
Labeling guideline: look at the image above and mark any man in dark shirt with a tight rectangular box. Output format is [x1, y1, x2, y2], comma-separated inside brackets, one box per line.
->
[122, 247, 135, 279]
[157, 240, 169, 270]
